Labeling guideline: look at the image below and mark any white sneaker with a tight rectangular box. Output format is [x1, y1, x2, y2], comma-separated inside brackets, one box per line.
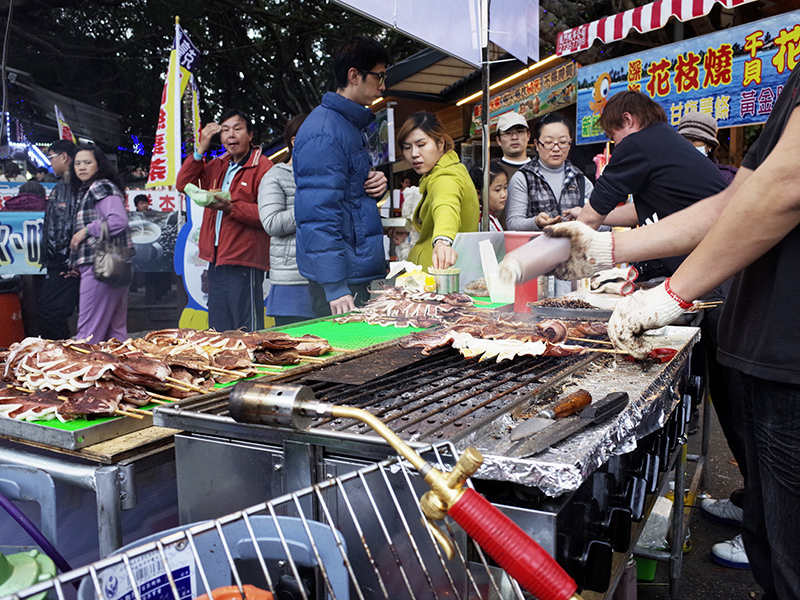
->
[710, 534, 750, 569]
[700, 498, 744, 525]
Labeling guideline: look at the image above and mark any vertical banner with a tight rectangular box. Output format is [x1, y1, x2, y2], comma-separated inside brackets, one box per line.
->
[54, 105, 76, 142]
[146, 21, 200, 188]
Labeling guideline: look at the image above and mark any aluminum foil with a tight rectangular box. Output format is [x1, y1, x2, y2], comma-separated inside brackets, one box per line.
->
[458, 325, 699, 497]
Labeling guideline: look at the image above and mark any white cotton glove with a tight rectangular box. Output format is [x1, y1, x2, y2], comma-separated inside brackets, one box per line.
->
[545, 221, 615, 280]
[608, 282, 688, 359]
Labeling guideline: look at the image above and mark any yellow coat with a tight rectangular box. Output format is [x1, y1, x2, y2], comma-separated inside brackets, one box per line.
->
[408, 150, 480, 270]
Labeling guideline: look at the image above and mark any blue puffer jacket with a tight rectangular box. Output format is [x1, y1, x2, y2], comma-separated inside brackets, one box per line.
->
[293, 92, 385, 302]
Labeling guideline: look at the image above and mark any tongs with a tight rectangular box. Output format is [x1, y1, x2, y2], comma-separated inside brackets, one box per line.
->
[229, 381, 584, 600]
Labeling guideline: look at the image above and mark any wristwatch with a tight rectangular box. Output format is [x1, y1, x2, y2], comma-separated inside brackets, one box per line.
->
[433, 236, 453, 247]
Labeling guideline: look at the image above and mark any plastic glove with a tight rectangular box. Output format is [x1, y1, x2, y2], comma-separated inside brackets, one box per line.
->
[545, 221, 615, 280]
[608, 282, 687, 359]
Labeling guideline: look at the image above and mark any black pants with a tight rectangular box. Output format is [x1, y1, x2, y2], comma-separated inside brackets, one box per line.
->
[697, 281, 748, 506]
[207, 263, 265, 332]
[308, 280, 370, 318]
[36, 269, 80, 340]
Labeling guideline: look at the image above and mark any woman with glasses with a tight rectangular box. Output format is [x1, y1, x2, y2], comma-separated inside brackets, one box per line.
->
[397, 111, 479, 270]
[505, 113, 592, 232]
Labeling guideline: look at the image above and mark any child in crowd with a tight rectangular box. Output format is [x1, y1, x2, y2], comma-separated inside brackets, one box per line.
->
[469, 159, 508, 231]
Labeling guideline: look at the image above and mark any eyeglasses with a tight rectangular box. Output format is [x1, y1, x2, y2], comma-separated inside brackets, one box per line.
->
[500, 128, 528, 138]
[363, 70, 387, 85]
[46, 153, 60, 160]
[537, 140, 571, 150]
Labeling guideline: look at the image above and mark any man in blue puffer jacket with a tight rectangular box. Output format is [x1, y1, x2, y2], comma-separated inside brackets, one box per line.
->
[293, 36, 390, 316]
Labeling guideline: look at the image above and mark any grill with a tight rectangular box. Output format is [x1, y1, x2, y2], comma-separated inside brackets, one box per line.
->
[154, 325, 700, 595]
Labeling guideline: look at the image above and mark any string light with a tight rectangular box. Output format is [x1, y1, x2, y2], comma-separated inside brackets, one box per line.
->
[455, 54, 561, 106]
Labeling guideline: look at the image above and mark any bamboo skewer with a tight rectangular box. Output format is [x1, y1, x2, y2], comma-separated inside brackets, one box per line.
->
[114, 409, 145, 420]
[692, 301, 724, 310]
[145, 397, 170, 405]
[145, 390, 178, 402]
[124, 407, 152, 415]
[330, 348, 350, 353]
[567, 337, 614, 346]
[299, 356, 327, 363]
[164, 376, 206, 393]
[584, 348, 629, 355]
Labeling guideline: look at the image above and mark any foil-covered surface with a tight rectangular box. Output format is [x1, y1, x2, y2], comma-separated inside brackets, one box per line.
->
[460, 325, 699, 497]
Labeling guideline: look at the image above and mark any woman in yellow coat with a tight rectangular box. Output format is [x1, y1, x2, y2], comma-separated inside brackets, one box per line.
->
[397, 112, 479, 270]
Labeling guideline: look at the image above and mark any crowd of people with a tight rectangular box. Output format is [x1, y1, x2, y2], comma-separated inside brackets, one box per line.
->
[5, 32, 797, 599]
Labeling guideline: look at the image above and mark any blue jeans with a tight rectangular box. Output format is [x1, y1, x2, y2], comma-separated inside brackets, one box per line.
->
[737, 371, 800, 600]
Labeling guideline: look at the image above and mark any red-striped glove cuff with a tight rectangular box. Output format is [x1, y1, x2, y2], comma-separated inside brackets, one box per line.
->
[664, 278, 692, 309]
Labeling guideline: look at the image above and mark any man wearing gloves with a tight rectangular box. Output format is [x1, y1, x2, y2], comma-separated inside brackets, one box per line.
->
[542, 62, 800, 600]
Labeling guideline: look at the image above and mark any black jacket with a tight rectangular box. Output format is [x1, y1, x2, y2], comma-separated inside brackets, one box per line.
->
[41, 178, 78, 270]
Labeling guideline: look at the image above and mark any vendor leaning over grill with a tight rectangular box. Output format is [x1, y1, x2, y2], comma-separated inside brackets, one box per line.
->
[545, 61, 800, 600]
[573, 90, 727, 281]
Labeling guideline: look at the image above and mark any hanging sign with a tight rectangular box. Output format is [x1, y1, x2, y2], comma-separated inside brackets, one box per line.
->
[576, 10, 800, 144]
[471, 62, 577, 132]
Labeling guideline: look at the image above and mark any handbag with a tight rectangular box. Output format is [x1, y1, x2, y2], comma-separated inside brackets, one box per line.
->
[93, 220, 134, 286]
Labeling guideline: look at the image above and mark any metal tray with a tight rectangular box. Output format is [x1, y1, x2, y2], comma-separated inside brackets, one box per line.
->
[527, 305, 613, 320]
[0, 412, 153, 450]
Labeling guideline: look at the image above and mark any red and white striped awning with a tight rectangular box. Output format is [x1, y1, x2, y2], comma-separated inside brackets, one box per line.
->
[556, 0, 757, 56]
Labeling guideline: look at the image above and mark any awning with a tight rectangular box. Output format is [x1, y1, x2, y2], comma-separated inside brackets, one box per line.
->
[556, 0, 758, 57]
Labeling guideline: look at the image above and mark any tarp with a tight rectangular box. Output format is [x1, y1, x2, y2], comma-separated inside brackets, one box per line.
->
[334, 0, 539, 66]
[558, 0, 757, 57]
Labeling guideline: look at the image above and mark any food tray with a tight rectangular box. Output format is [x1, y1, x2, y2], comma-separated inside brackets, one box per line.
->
[527, 305, 614, 321]
[276, 316, 425, 350]
[0, 409, 154, 450]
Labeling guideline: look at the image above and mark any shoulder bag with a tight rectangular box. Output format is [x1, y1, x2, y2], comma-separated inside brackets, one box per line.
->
[93, 220, 134, 286]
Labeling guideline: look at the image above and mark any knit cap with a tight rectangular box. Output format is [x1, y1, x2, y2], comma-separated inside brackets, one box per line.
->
[677, 111, 719, 149]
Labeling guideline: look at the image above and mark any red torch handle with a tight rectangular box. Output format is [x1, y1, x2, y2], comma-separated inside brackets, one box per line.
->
[448, 488, 577, 600]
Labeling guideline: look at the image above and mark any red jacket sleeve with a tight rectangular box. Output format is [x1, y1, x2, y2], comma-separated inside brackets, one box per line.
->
[176, 155, 210, 193]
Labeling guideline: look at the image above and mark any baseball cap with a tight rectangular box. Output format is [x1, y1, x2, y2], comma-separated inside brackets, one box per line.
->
[496, 112, 529, 132]
[677, 111, 719, 149]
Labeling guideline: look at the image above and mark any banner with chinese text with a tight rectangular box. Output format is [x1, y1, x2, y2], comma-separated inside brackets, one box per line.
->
[575, 11, 799, 144]
[54, 105, 76, 142]
[471, 62, 577, 132]
[146, 22, 201, 187]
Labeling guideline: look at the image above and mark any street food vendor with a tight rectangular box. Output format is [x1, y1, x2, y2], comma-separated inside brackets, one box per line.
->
[545, 62, 800, 600]
[574, 91, 727, 280]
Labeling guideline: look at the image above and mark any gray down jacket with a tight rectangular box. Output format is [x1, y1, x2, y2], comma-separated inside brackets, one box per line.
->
[257, 162, 308, 286]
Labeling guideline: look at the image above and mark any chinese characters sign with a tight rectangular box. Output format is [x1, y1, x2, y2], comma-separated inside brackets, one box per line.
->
[576, 11, 800, 144]
[471, 62, 577, 131]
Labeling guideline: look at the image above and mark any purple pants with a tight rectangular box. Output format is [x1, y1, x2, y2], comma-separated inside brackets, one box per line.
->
[75, 265, 129, 343]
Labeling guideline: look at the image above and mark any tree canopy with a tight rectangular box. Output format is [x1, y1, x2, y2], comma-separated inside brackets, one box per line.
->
[3, 0, 421, 170]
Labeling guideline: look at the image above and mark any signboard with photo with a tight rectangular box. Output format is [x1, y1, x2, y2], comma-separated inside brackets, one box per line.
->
[0, 210, 180, 274]
[365, 107, 395, 167]
[471, 62, 578, 133]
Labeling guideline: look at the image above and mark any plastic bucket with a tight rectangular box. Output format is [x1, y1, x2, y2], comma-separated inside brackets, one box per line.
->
[503, 232, 539, 313]
[0, 292, 25, 347]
